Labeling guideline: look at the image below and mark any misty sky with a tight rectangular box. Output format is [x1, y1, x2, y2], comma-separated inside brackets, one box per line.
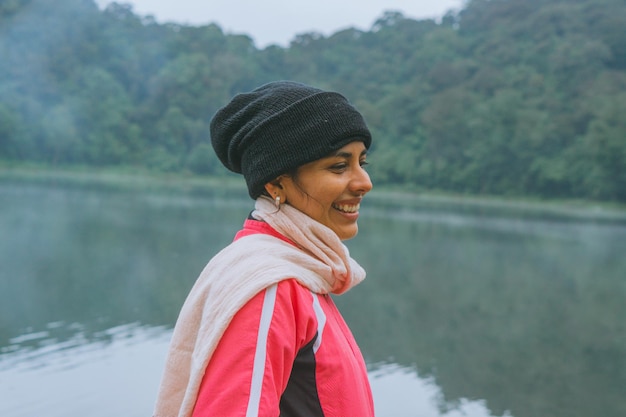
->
[95, 0, 464, 48]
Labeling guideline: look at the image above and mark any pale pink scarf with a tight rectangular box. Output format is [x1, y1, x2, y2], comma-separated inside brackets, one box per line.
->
[153, 196, 366, 417]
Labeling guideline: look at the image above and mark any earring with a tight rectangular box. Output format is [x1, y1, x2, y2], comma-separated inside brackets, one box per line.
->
[274, 195, 281, 208]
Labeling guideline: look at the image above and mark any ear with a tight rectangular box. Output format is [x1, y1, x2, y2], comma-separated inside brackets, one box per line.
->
[263, 178, 283, 198]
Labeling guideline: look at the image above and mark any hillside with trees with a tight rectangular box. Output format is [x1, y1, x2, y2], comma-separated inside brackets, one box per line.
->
[1, 0, 625, 202]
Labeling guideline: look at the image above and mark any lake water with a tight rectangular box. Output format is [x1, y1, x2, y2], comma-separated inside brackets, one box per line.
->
[1, 177, 625, 417]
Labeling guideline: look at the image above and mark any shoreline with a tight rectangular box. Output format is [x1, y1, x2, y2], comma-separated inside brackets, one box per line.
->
[2, 165, 625, 223]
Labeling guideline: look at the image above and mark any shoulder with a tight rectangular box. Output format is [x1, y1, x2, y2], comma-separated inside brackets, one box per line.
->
[227, 279, 319, 352]
[248, 279, 318, 316]
[205, 234, 333, 295]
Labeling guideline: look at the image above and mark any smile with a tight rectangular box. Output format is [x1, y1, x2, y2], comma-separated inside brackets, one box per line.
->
[333, 203, 360, 213]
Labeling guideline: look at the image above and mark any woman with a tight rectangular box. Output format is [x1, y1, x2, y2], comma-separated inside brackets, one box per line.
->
[153, 81, 375, 417]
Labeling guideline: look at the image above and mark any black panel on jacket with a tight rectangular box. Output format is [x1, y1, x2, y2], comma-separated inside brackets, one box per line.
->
[279, 333, 324, 417]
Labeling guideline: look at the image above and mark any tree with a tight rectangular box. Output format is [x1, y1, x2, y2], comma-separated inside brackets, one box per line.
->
[1, 0, 625, 202]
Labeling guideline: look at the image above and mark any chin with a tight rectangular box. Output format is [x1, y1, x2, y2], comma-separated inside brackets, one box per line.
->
[337, 228, 358, 241]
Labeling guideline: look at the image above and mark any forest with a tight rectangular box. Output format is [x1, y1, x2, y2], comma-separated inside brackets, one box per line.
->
[0, 0, 625, 202]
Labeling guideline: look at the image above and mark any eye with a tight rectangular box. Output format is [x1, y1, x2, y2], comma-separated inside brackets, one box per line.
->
[329, 163, 348, 172]
[360, 160, 369, 168]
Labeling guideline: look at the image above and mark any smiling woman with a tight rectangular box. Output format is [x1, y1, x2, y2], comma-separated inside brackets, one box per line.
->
[153, 81, 376, 417]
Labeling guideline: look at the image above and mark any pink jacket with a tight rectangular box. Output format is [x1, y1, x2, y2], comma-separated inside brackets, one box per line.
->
[191, 219, 375, 417]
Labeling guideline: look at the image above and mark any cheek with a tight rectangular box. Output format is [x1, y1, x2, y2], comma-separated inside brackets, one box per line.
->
[286, 172, 343, 217]
[295, 184, 334, 218]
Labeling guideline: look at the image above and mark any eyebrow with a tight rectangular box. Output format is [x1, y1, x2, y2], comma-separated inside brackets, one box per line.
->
[332, 149, 368, 158]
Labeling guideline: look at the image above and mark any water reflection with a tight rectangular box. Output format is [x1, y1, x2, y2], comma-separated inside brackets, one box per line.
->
[1, 324, 170, 417]
[369, 363, 510, 417]
[1, 179, 625, 417]
[342, 199, 626, 417]
[1, 324, 507, 417]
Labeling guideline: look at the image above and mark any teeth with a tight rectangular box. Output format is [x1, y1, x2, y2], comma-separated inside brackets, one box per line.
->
[334, 203, 360, 213]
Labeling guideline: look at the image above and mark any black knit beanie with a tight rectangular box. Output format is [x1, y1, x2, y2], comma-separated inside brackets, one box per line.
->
[210, 81, 372, 199]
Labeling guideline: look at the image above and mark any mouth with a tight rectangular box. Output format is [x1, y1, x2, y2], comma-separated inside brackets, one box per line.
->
[332, 202, 360, 213]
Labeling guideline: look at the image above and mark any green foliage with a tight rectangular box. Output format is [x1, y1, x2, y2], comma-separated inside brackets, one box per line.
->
[1, 0, 625, 202]
[187, 143, 219, 175]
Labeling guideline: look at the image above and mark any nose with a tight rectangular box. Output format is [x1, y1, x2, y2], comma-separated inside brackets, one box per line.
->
[352, 164, 373, 195]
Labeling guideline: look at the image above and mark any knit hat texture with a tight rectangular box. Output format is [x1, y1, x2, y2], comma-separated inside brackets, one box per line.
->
[210, 81, 372, 199]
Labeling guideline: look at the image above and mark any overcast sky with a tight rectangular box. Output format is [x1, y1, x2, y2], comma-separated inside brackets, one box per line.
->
[95, 0, 464, 48]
